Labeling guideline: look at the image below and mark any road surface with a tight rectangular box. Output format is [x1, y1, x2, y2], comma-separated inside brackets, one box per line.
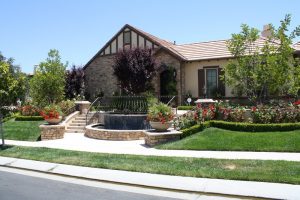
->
[0, 170, 179, 200]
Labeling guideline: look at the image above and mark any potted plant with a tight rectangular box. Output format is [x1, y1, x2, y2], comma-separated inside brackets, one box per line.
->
[40, 105, 63, 125]
[147, 103, 174, 131]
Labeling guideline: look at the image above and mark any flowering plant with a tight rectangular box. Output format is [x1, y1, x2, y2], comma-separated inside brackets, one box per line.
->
[293, 100, 300, 106]
[40, 105, 62, 120]
[194, 103, 216, 122]
[147, 103, 174, 124]
[19, 105, 40, 116]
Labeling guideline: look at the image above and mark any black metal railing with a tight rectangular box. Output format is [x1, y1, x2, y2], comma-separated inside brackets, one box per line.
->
[85, 95, 179, 125]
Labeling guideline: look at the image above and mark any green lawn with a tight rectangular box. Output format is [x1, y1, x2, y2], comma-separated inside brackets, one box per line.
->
[3, 120, 44, 141]
[0, 146, 300, 184]
[157, 127, 300, 152]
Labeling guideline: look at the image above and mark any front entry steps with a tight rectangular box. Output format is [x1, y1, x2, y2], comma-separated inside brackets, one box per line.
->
[65, 114, 93, 133]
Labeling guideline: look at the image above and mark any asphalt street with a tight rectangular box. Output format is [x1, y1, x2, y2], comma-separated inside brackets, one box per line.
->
[0, 170, 180, 200]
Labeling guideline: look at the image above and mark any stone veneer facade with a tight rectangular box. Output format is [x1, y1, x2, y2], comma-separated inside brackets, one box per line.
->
[84, 50, 184, 103]
[84, 55, 118, 98]
[154, 50, 184, 103]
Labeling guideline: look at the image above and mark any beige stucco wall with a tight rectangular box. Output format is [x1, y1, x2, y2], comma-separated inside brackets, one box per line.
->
[184, 59, 233, 97]
[131, 31, 138, 47]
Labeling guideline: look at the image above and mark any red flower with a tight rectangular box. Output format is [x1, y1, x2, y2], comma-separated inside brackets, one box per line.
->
[293, 100, 300, 106]
[251, 106, 257, 112]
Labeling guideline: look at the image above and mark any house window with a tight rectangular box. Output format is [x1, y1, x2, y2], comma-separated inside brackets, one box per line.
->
[205, 68, 218, 98]
[124, 31, 131, 45]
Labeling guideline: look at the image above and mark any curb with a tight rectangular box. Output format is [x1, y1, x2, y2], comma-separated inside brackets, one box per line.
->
[1, 156, 300, 200]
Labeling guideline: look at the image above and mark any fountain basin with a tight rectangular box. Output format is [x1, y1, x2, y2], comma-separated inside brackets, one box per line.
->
[85, 124, 145, 141]
[103, 113, 149, 130]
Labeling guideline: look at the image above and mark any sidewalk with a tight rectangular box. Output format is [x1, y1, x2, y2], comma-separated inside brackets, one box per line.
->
[5, 133, 300, 161]
[0, 156, 299, 199]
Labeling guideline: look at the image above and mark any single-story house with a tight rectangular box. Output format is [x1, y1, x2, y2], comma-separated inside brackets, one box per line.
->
[83, 24, 300, 103]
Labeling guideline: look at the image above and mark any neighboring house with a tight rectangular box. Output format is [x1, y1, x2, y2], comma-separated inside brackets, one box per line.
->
[84, 24, 300, 103]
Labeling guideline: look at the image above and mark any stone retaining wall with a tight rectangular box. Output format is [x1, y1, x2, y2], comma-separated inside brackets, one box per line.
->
[40, 124, 65, 140]
[144, 130, 182, 147]
[85, 125, 145, 140]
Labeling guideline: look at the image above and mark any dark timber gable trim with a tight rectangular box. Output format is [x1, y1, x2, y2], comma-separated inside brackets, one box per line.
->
[83, 24, 185, 70]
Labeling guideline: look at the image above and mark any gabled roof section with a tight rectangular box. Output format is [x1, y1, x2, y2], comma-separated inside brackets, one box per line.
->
[84, 25, 300, 69]
[294, 41, 300, 51]
[83, 24, 185, 69]
[128, 25, 187, 60]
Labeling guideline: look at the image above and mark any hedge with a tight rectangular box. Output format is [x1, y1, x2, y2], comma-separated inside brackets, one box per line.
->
[181, 121, 210, 138]
[180, 120, 300, 138]
[15, 116, 44, 121]
[177, 106, 194, 110]
[210, 120, 300, 132]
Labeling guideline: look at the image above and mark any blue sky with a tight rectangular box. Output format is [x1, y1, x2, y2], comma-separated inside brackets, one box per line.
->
[1, 0, 300, 73]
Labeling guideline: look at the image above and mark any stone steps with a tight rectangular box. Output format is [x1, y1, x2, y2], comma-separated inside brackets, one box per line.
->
[65, 129, 85, 133]
[65, 114, 93, 134]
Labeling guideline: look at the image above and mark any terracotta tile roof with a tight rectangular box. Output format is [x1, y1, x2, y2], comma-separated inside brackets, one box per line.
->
[172, 37, 280, 61]
[84, 24, 300, 69]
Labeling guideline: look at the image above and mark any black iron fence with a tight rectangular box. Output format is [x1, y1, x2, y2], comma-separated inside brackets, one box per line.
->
[88, 95, 178, 114]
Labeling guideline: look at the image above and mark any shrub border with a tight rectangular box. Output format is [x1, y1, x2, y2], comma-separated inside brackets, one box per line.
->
[177, 106, 194, 110]
[180, 120, 300, 138]
[15, 116, 44, 121]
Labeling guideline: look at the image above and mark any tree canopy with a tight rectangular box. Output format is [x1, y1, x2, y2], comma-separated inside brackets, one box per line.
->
[224, 14, 300, 102]
[0, 52, 26, 106]
[30, 49, 67, 106]
[65, 65, 85, 100]
[112, 48, 159, 95]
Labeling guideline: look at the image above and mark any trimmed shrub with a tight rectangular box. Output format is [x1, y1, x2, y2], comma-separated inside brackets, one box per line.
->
[177, 106, 194, 110]
[15, 116, 44, 121]
[209, 120, 300, 132]
[180, 121, 210, 138]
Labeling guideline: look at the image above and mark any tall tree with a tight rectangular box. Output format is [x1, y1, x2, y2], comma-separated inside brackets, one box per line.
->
[0, 52, 26, 106]
[30, 49, 67, 106]
[112, 48, 159, 95]
[224, 14, 300, 102]
[65, 65, 85, 99]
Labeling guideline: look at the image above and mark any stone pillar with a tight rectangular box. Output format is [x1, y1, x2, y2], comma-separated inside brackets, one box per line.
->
[75, 101, 91, 114]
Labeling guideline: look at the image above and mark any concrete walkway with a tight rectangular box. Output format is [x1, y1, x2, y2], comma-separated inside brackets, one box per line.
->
[5, 133, 300, 161]
[0, 156, 299, 200]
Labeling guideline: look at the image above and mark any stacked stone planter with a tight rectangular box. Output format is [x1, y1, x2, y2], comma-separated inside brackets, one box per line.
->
[40, 124, 65, 140]
[144, 129, 182, 147]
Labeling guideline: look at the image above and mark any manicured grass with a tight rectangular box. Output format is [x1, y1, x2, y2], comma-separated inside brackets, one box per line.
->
[157, 127, 300, 152]
[3, 120, 44, 141]
[0, 146, 300, 184]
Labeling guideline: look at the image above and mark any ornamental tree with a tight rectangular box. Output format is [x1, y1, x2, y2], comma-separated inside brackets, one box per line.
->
[0, 52, 26, 106]
[112, 48, 159, 95]
[224, 14, 300, 102]
[65, 65, 85, 99]
[30, 49, 67, 106]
